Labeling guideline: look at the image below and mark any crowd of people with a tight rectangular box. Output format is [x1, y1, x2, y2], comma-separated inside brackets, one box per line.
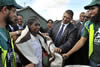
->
[0, 0, 100, 67]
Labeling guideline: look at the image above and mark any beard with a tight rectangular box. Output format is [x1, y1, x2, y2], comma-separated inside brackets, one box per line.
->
[5, 13, 14, 30]
[5, 14, 13, 25]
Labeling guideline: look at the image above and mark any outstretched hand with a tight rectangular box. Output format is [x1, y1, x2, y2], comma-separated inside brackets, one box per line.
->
[54, 48, 62, 53]
[62, 53, 69, 60]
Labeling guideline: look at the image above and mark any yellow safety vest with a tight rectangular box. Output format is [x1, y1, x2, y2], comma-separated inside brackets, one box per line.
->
[0, 37, 16, 67]
[85, 21, 94, 58]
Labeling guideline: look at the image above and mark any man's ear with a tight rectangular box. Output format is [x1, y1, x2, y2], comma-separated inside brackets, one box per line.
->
[1, 6, 9, 15]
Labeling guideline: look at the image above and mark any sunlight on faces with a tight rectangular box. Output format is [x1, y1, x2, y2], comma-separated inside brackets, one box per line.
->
[30, 20, 40, 34]
[17, 16, 23, 25]
[62, 12, 72, 24]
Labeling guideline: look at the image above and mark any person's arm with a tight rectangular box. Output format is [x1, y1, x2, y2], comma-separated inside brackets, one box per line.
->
[9, 30, 22, 36]
[9, 30, 22, 41]
[63, 36, 87, 57]
[63, 26, 89, 58]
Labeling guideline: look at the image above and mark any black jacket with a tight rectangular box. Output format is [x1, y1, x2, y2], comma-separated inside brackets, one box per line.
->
[49, 21, 78, 53]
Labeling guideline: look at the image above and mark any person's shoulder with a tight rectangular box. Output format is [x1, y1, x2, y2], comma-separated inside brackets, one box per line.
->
[68, 23, 77, 31]
[68, 23, 76, 28]
[75, 22, 81, 25]
[0, 31, 7, 41]
[85, 20, 91, 25]
[75, 20, 80, 24]
[53, 20, 61, 25]
[51, 20, 61, 28]
[85, 20, 92, 29]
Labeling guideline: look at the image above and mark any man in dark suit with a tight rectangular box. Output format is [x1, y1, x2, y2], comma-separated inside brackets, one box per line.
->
[17, 15, 24, 30]
[76, 12, 85, 38]
[49, 10, 78, 65]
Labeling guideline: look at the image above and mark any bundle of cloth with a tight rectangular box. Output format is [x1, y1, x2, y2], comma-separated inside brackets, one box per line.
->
[15, 26, 63, 67]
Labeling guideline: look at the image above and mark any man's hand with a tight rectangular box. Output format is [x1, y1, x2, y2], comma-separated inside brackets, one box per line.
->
[41, 33, 51, 40]
[54, 48, 62, 53]
[16, 30, 22, 35]
[41, 33, 49, 36]
[25, 63, 35, 67]
[62, 53, 69, 60]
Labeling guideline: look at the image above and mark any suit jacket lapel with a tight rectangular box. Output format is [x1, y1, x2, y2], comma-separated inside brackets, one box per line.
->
[54, 22, 61, 37]
[62, 23, 70, 37]
[59, 23, 70, 42]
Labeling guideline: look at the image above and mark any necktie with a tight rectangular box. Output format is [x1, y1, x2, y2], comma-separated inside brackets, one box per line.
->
[55, 24, 65, 44]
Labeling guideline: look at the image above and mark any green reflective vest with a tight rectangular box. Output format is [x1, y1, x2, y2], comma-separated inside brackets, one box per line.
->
[0, 35, 16, 67]
[85, 21, 94, 58]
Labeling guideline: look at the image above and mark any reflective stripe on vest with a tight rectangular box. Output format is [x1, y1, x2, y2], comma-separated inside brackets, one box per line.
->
[11, 38, 16, 67]
[0, 37, 16, 67]
[85, 23, 94, 58]
[1, 47, 7, 67]
[89, 24, 94, 58]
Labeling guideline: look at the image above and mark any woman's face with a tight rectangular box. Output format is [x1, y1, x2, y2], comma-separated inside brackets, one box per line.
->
[30, 20, 40, 35]
[88, 6, 99, 17]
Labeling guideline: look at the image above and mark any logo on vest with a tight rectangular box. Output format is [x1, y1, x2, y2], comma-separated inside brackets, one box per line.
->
[94, 28, 100, 45]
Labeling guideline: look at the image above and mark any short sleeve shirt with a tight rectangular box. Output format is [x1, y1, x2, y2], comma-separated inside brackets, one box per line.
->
[82, 22, 100, 64]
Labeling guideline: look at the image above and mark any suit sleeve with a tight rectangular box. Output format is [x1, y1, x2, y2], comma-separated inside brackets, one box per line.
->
[59, 28, 78, 53]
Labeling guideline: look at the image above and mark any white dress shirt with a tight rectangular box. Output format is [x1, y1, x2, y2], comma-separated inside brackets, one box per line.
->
[57, 22, 69, 36]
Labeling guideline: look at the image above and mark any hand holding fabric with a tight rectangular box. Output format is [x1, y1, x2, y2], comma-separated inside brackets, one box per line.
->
[54, 48, 62, 53]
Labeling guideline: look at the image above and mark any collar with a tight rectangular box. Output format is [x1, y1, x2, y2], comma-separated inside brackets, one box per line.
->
[80, 22, 83, 25]
[61, 22, 69, 27]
